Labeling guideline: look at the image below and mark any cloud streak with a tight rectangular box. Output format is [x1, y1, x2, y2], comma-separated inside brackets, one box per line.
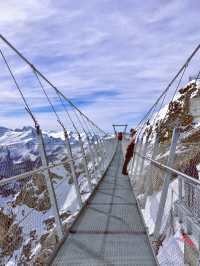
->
[0, 0, 200, 132]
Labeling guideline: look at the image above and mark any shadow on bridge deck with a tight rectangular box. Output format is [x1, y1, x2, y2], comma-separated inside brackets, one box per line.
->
[51, 145, 158, 266]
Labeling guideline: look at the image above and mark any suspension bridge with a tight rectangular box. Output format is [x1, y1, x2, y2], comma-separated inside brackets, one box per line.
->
[1, 35, 200, 265]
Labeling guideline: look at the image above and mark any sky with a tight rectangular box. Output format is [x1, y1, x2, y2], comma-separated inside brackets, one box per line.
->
[0, 0, 200, 133]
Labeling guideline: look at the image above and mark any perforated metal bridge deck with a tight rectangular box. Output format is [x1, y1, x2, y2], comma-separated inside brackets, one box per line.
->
[52, 145, 157, 266]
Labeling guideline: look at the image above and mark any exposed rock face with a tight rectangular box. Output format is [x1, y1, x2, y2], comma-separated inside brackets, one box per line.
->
[156, 82, 198, 143]
[13, 171, 63, 212]
[182, 127, 200, 143]
[0, 209, 23, 258]
[145, 82, 199, 191]
[33, 210, 73, 265]
[43, 211, 71, 231]
[140, 139, 200, 196]
[33, 173, 46, 193]
[34, 229, 59, 265]
[14, 180, 51, 212]
[17, 230, 39, 265]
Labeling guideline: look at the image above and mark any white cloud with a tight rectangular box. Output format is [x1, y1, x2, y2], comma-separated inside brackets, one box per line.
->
[0, 0, 200, 132]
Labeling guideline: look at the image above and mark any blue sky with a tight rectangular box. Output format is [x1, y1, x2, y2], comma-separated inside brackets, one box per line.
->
[0, 0, 200, 132]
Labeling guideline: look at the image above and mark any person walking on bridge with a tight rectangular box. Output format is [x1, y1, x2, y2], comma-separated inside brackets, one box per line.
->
[122, 128, 137, 175]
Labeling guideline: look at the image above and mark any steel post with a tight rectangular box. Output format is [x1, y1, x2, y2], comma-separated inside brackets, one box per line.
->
[133, 134, 144, 178]
[178, 175, 183, 202]
[78, 134, 92, 192]
[129, 137, 139, 178]
[137, 134, 150, 177]
[87, 136, 96, 172]
[64, 130, 82, 208]
[154, 127, 180, 240]
[143, 135, 159, 205]
[36, 125, 64, 240]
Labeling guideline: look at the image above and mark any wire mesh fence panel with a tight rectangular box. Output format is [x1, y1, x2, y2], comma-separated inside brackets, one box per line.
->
[172, 129, 200, 175]
[180, 177, 200, 219]
[155, 143, 171, 163]
[142, 164, 169, 231]
[49, 163, 80, 234]
[0, 136, 117, 265]
[105, 137, 117, 164]
[0, 172, 60, 265]
[184, 180, 199, 217]
[0, 143, 41, 180]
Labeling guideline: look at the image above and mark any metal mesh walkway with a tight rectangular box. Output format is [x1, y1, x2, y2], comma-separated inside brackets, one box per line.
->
[52, 145, 157, 265]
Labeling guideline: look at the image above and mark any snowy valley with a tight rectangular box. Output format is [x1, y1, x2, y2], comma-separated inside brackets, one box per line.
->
[0, 126, 106, 265]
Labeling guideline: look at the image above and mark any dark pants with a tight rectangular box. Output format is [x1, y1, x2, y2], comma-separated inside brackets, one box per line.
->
[122, 153, 133, 175]
[122, 141, 135, 175]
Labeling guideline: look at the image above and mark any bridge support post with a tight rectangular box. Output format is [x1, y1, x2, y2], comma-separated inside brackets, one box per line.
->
[78, 134, 92, 193]
[154, 127, 180, 240]
[178, 175, 183, 202]
[36, 125, 64, 240]
[132, 134, 144, 180]
[92, 138, 100, 165]
[100, 137, 106, 170]
[137, 134, 150, 176]
[143, 134, 159, 207]
[64, 130, 82, 208]
[94, 138, 101, 165]
[95, 137, 105, 172]
[87, 136, 96, 173]
[92, 135, 101, 165]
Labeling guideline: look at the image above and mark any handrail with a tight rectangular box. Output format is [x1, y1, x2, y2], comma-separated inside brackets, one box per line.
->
[0, 138, 115, 186]
[0, 155, 83, 186]
[0, 34, 106, 136]
[136, 152, 200, 186]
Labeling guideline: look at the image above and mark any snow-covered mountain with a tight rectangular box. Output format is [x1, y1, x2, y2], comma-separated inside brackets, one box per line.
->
[0, 126, 101, 265]
[137, 79, 200, 265]
[0, 126, 85, 179]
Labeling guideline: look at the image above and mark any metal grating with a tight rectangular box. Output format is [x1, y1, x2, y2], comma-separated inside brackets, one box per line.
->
[52, 145, 157, 266]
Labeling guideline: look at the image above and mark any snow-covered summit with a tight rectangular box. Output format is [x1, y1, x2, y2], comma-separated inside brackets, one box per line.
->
[0, 126, 85, 178]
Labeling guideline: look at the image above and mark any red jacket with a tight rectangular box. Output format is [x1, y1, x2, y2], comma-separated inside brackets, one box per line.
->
[126, 137, 135, 158]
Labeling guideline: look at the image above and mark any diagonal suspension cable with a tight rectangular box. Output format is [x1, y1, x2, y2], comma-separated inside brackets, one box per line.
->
[0, 34, 106, 136]
[171, 65, 187, 102]
[72, 108, 92, 137]
[0, 48, 37, 125]
[150, 64, 188, 131]
[137, 66, 188, 138]
[56, 92, 80, 135]
[33, 70, 63, 126]
[135, 43, 200, 131]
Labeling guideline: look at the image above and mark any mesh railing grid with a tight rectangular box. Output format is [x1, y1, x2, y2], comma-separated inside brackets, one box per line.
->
[0, 137, 116, 265]
[124, 128, 200, 265]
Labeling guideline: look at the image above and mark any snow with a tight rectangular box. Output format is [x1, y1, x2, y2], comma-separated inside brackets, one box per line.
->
[158, 229, 184, 266]
[140, 177, 186, 265]
[0, 126, 114, 265]
[137, 79, 200, 265]
[0, 165, 81, 265]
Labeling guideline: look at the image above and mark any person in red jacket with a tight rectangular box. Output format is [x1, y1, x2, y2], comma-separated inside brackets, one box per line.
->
[122, 128, 137, 175]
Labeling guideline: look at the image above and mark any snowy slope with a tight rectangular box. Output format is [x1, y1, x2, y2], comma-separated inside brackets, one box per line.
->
[0, 126, 101, 265]
[136, 80, 200, 265]
[0, 126, 80, 161]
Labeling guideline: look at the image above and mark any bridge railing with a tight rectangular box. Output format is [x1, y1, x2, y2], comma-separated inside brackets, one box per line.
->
[0, 136, 117, 265]
[178, 174, 200, 220]
[125, 127, 200, 259]
[0, 35, 119, 265]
